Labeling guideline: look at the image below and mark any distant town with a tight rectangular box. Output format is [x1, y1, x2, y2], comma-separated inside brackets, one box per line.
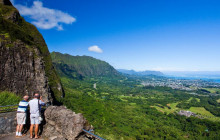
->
[141, 76, 220, 91]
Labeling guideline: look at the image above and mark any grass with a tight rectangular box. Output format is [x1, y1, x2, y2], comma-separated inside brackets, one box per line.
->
[186, 97, 193, 103]
[0, 91, 21, 106]
[189, 107, 220, 122]
[152, 102, 220, 122]
[152, 102, 179, 114]
[195, 98, 200, 102]
[189, 107, 214, 116]
[0, 91, 21, 113]
[203, 88, 220, 94]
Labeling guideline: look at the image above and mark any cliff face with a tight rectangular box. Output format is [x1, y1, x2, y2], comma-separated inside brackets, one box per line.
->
[0, 0, 64, 103]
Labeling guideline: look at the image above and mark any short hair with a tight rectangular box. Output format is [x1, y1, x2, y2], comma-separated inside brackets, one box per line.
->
[34, 93, 40, 98]
[23, 95, 29, 100]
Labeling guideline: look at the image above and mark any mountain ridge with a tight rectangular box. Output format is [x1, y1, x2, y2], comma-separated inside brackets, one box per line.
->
[118, 69, 164, 76]
[51, 52, 121, 79]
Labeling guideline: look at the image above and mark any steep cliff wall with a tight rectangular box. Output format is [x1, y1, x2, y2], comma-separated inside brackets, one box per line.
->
[0, 0, 64, 103]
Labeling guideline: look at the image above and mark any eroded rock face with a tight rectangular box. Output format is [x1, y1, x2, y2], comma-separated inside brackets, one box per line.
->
[0, 37, 52, 102]
[0, 0, 64, 103]
[43, 106, 93, 140]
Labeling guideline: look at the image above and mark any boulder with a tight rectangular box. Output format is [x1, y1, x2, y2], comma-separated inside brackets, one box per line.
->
[43, 106, 93, 140]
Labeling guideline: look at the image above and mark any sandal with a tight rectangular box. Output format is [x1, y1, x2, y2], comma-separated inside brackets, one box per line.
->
[35, 136, 41, 139]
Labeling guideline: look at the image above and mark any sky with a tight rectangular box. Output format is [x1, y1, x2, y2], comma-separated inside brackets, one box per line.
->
[10, 0, 220, 71]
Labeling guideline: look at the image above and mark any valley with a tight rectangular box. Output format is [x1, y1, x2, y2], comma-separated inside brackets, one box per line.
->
[52, 52, 220, 140]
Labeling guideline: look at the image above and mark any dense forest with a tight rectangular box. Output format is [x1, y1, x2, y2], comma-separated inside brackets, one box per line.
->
[52, 52, 220, 139]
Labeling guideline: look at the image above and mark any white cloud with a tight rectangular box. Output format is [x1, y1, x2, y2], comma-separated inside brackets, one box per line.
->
[14, 1, 76, 30]
[88, 45, 103, 53]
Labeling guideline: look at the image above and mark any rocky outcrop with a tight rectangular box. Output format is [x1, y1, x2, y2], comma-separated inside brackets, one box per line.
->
[0, 112, 16, 135]
[0, 0, 64, 103]
[0, 37, 52, 102]
[43, 106, 93, 140]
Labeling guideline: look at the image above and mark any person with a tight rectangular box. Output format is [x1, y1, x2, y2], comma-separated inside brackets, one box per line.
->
[16, 95, 29, 137]
[29, 93, 45, 139]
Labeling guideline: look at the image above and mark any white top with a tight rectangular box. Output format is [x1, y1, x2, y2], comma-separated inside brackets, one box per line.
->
[28, 99, 45, 115]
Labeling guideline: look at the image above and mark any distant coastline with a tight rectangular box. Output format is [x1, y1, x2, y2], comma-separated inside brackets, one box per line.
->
[165, 75, 220, 83]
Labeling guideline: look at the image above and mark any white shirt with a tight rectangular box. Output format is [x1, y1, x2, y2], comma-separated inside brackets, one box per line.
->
[28, 99, 45, 115]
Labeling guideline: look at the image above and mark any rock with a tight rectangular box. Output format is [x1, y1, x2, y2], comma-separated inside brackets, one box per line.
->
[43, 106, 93, 140]
[0, 0, 64, 103]
[0, 0, 12, 5]
[0, 112, 17, 135]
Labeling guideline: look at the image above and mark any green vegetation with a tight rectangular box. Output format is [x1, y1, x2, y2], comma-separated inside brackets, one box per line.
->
[189, 107, 220, 122]
[52, 52, 220, 139]
[204, 88, 220, 94]
[0, 91, 21, 106]
[152, 102, 179, 114]
[51, 52, 120, 78]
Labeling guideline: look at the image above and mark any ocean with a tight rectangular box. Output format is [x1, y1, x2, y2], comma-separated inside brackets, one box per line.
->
[214, 79, 220, 83]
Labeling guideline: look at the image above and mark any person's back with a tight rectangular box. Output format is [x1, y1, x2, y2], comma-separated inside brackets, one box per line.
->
[17, 100, 29, 112]
[28, 94, 45, 139]
[16, 95, 29, 137]
[29, 99, 43, 115]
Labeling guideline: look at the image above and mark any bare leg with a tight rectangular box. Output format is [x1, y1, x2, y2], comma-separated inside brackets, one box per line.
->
[30, 124, 34, 138]
[18, 124, 24, 133]
[34, 124, 39, 138]
[16, 125, 20, 136]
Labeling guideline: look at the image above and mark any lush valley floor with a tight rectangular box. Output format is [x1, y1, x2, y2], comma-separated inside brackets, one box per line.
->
[60, 76, 220, 140]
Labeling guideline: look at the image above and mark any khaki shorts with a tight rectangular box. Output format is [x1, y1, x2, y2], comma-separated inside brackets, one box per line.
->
[17, 113, 26, 124]
[30, 114, 40, 124]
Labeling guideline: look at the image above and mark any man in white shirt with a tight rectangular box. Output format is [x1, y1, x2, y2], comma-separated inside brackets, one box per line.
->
[29, 93, 45, 139]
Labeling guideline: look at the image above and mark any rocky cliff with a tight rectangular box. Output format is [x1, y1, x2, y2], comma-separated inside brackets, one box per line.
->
[0, 0, 64, 103]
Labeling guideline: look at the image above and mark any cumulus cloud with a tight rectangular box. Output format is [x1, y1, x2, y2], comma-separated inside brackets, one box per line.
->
[88, 45, 103, 53]
[14, 1, 76, 30]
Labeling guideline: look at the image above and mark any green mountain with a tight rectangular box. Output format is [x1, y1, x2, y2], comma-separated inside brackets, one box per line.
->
[0, 0, 64, 103]
[51, 52, 120, 79]
[118, 69, 164, 76]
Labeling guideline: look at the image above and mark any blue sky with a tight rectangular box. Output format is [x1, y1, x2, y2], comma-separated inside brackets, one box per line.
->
[11, 0, 220, 71]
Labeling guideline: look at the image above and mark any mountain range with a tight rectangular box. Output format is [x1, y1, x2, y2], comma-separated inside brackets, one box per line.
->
[118, 69, 164, 76]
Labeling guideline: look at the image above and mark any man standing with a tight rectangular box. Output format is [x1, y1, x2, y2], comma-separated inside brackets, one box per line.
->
[29, 93, 45, 139]
[16, 95, 29, 137]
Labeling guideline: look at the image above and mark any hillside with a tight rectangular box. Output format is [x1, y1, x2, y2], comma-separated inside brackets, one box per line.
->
[51, 52, 120, 79]
[0, 0, 64, 103]
[118, 69, 164, 76]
